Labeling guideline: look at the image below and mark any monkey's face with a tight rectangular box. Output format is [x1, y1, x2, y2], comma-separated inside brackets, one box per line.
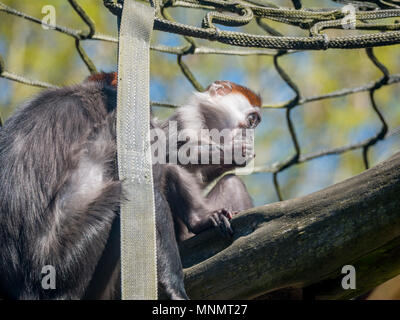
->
[198, 81, 262, 132]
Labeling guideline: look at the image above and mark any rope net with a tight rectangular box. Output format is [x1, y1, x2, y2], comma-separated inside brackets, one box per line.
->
[1, 0, 400, 201]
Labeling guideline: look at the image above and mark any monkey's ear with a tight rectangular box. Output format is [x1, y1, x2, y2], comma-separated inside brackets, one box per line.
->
[206, 81, 232, 96]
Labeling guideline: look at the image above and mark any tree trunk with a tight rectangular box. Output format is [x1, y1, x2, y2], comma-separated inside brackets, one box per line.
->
[180, 151, 400, 299]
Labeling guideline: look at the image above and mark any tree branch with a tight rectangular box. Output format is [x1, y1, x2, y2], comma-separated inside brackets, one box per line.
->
[180, 151, 400, 299]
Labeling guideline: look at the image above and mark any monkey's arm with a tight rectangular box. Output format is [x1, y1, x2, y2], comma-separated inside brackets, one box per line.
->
[178, 134, 255, 185]
[163, 164, 233, 242]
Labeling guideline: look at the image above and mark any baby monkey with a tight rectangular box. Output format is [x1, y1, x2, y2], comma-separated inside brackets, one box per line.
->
[158, 80, 262, 241]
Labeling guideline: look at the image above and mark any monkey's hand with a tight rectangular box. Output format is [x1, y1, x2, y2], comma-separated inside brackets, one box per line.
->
[209, 208, 234, 238]
[188, 208, 234, 238]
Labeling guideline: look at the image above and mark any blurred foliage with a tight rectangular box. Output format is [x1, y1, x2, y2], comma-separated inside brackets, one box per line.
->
[0, 0, 400, 206]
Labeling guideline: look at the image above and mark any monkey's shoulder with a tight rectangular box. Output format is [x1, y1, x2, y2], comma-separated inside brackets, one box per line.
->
[3, 81, 116, 133]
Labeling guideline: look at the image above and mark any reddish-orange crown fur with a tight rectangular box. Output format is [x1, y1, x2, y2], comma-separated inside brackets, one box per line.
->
[231, 83, 261, 107]
[206, 80, 261, 107]
[86, 72, 118, 87]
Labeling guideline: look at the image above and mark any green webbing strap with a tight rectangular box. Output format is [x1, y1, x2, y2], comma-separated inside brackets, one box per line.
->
[116, 0, 157, 300]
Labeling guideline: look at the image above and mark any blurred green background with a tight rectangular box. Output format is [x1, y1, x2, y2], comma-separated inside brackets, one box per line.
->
[0, 0, 400, 207]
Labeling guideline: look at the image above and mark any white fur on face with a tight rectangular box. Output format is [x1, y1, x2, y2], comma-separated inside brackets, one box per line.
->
[179, 91, 256, 131]
[212, 93, 254, 128]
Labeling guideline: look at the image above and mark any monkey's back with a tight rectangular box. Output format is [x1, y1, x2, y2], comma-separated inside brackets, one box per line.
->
[0, 81, 121, 299]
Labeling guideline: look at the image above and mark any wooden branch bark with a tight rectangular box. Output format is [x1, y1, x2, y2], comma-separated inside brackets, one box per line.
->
[180, 151, 400, 299]
[302, 235, 400, 299]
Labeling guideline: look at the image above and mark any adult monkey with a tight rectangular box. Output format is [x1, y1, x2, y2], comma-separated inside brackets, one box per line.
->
[0, 73, 261, 299]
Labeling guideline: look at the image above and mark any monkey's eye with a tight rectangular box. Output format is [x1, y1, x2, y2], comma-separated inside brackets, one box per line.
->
[246, 112, 261, 128]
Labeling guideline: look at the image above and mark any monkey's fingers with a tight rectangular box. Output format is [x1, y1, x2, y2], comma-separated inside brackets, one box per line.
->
[220, 215, 234, 238]
[219, 208, 233, 220]
[211, 209, 234, 238]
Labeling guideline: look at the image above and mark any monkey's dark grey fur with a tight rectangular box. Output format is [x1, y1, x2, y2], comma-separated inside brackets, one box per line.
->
[0, 80, 187, 299]
[0, 76, 254, 300]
